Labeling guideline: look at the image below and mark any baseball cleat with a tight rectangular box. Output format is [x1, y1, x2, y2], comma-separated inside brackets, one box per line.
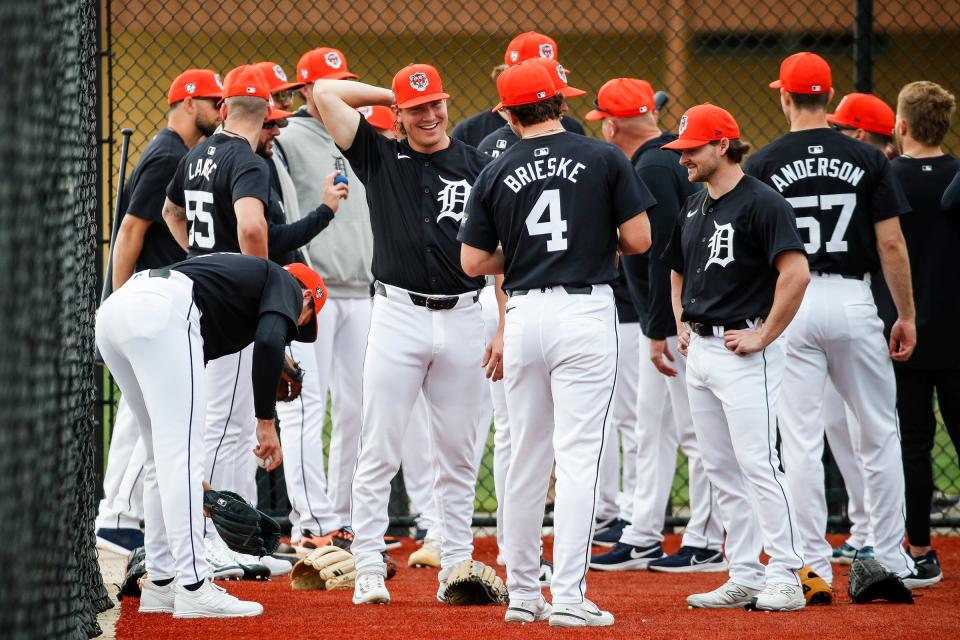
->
[592, 516, 617, 535]
[173, 580, 263, 618]
[799, 566, 833, 604]
[592, 518, 629, 547]
[258, 555, 293, 577]
[539, 556, 553, 586]
[138, 580, 175, 614]
[589, 541, 664, 571]
[746, 583, 806, 611]
[383, 535, 401, 551]
[902, 550, 943, 589]
[687, 581, 761, 608]
[831, 542, 873, 565]
[548, 599, 614, 628]
[504, 596, 552, 624]
[408, 539, 440, 568]
[353, 572, 390, 605]
[96, 527, 145, 555]
[436, 580, 447, 603]
[203, 538, 244, 580]
[648, 546, 728, 573]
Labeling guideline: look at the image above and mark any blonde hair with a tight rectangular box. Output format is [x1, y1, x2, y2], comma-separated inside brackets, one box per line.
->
[897, 81, 956, 146]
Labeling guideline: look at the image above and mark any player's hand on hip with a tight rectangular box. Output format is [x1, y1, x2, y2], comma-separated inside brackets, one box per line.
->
[677, 325, 690, 356]
[253, 418, 283, 472]
[724, 328, 767, 356]
[889, 317, 917, 361]
[322, 171, 350, 213]
[650, 339, 678, 377]
[482, 327, 504, 381]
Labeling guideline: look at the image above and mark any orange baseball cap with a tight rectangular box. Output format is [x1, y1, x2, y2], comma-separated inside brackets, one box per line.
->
[528, 58, 584, 98]
[585, 78, 656, 120]
[221, 65, 271, 102]
[358, 105, 395, 131]
[493, 60, 557, 111]
[826, 93, 895, 136]
[504, 31, 558, 66]
[662, 103, 740, 150]
[167, 69, 224, 105]
[770, 52, 832, 94]
[252, 61, 304, 93]
[265, 97, 293, 122]
[283, 262, 327, 342]
[297, 47, 359, 83]
[392, 64, 450, 109]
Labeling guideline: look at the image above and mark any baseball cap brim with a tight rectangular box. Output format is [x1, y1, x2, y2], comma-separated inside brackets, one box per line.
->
[824, 113, 849, 127]
[267, 107, 294, 121]
[272, 80, 306, 91]
[584, 108, 613, 121]
[661, 138, 712, 150]
[769, 79, 783, 89]
[397, 91, 450, 109]
[561, 85, 586, 98]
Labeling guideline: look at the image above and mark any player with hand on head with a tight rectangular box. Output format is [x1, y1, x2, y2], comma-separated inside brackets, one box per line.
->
[313, 62, 496, 606]
[459, 60, 654, 627]
[745, 52, 929, 590]
[660, 103, 811, 611]
[96, 68, 223, 554]
[452, 31, 584, 148]
[584, 78, 725, 573]
[96, 253, 325, 618]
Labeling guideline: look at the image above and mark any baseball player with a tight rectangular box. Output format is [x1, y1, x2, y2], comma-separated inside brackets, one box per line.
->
[459, 60, 654, 627]
[828, 92, 898, 158]
[585, 79, 725, 572]
[452, 31, 584, 147]
[252, 61, 303, 112]
[874, 80, 959, 584]
[744, 52, 928, 589]
[660, 103, 811, 611]
[96, 252, 325, 617]
[313, 62, 495, 605]
[96, 69, 222, 554]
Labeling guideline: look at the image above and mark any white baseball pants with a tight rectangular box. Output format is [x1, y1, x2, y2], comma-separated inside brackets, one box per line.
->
[351, 284, 486, 578]
[502, 286, 617, 604]
[96, 396, 146, 530]
[779, 275, 914, 582]
[96, 270, 208, 585]
[686, 333, 803, 589]
[401, 395, 439, 538]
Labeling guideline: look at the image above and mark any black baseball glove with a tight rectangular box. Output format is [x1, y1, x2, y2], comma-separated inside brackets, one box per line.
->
[848, 558, 914, 604]
[276, 353, 304, 402]
[117, 546, 147, 601]
[203, 489, 281, 557]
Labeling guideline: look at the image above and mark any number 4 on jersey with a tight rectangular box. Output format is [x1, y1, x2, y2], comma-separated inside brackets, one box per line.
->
[526, 189, 567, 252]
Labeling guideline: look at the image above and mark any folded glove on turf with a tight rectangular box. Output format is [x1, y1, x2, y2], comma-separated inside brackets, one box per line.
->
[203, 489, 280, 557]
[117, 546, 147, 601]
[443, 559, 507, 605]
[291, 545, 356, 591]
[848, 558, 914, 604]
[799, 565, 833, 605]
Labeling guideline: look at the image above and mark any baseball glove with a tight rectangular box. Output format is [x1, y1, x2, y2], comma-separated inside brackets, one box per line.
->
[800, 565, 833, 605]
[848, 558, 914, 604]
[276, 353, 304, 402]
[291, 545, 355, 591]
[203, 489, 281, 557]
[443, 559, 507, 606]
[117, 546, 147, 601]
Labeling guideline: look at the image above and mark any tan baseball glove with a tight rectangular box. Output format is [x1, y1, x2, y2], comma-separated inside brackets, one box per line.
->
[290, 545, 355, 591]
[443, 559, 507, 605]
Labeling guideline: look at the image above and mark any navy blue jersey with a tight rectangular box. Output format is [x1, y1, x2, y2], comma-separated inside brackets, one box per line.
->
[341, 116, 489, 295]
[477, 119, 585, 158]
[661, 175, 805, 323]
[452, 110, 584, 148]
[459, 131, 655, 291]
[167, 132, 271, 256]
[745, 128, 909, 276]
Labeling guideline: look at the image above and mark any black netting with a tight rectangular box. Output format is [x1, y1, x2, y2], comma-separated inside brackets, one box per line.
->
[104, 1, 959, 534]
[0, 1, 109, 638]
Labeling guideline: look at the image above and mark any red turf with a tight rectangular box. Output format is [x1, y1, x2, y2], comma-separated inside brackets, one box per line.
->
[117, 535, 960, 639]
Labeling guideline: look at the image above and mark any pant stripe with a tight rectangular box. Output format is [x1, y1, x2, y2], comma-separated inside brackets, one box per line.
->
[291, 346, 321, 530]
[892, 410, 915, 572]
[349, 304, 376, 531]
[186, 300, 200, 583]
[116, 464, 145, 529]
[208, 352, 242, 485]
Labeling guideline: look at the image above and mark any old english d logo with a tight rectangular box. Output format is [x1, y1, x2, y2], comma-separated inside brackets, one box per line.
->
[706, 221, 735, 269]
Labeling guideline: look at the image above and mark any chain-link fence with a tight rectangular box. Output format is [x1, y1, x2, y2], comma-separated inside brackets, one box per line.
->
[101, 0, 960, 533]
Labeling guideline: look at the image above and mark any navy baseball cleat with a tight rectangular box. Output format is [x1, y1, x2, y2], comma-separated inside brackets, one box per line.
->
[648, 546, 728, 573]
[903, 549, 943, 588]
[831, 541, 874, 565]
[592, 518, 629, 547]
[589, 541, 664, 571]
[96, 527, 145, 554]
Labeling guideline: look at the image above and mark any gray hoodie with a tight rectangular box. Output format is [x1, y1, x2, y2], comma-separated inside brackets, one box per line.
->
[276, 112, 373, 298]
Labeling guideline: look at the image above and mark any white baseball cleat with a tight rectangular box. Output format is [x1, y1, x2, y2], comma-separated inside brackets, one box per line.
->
[548, 599, 614, 627]
[203, 538, 244, 580]
[748, 583, 806, 611]
[504, 596, 552, 623]
[687, 581, 761, 608]
[258, 555, 293, 577]
[353, 572, 390, 605]
[138, 581, 175, 614]
[172, 580, 263, 618]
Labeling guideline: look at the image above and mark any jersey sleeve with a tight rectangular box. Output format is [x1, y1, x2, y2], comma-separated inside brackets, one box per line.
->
[609, 147, 657, 225]
[127, 152, 180, 223]
[870, 155, 911, 222]
[753, 191, 806, 265]
[339, 115, 384, 183]
[231, 157, 271, 205]
[457, 169, 499, 252]
[165, 154, 188, 207]
[659, 211, 685, 273]
[258, 267, 302, 335]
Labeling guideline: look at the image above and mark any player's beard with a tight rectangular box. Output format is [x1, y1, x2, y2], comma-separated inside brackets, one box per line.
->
[196, 112, 220, 138]
[257, 137, 274, 158]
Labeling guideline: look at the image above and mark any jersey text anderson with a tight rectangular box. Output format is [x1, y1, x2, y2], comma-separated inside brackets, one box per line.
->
[502, 155, 587, 193]
[767, 156, 865, 193]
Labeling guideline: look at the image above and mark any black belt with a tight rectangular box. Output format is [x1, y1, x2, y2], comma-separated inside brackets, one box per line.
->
[509, 285, 593, 297]
[810, 270, 865, 280]
[373, 281, 478, 311]
[688, 317, 763, 337]
[148, 268, 171, 279]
